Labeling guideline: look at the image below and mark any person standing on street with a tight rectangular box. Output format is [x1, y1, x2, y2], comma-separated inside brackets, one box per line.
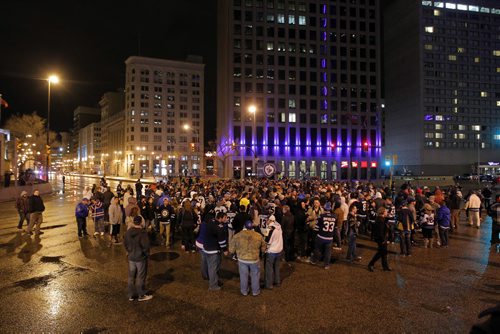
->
[135, 179, 143, 200]
[109, 196, 123, 244]
[229, 220, 267, 296]
[124, 215, 153, 302]
[488, 194, 500, 246]
[309, 202, 336, 270]
[90, 197, 105, 236]
[465, 191, 482, 228]
[264, 215, 283, 289]
[75, 197, 90, 238]
[436, 200, 451, 247]
[16, 191, 30, 230]
[26, 189, 45, 236]
[368, 207, 392, 272]
[199, 212, 228, 291]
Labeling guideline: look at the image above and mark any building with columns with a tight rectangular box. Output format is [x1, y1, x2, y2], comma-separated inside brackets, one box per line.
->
[124, 56, 205, 177]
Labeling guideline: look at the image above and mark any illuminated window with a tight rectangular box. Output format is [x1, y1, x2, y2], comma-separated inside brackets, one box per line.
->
[435, 115, 443, 121]
[459, 134, 465, 139]
[435, 142, 440, 148]
[298, 16, 306, 25]
[480, 91, 488, 97]
[424, 44, 433, 50]
[457, 47, 465, 53]
[288, 15, 295, 24]
[493, 50, 500, 56]
[458, 125, 465, 130]
[496, 68, 500, 73]
[469, 5, 479, 12]
[289, 113, 296, 123]
[497, 101, 500, 107]
[457, 4, 467, 11]
[445, 3, 456, 10]
[277, 14, 285, 23]
[422, 1, 432, 6]
[434, 9, 440, 16]
[448, 55, 457, 61]
[494, 135, 500, 140]
[425, 26, 434, 33]
[434, 2, 444, 8]
[474, 57, 480, 63]
[472, 125, 480, 131]
[435, 133, 443, 139]
[267, 42, 274, 51]
[425, 133, 434, 138]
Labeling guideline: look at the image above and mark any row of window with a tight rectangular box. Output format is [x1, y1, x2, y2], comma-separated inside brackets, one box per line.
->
[234, 82, 378, 96]
[233, 111, 378, 125]
[424, 141, 494, 149]
[234, 0, 377, 11]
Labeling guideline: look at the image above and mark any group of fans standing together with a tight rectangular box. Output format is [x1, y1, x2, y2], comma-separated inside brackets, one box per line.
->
[68, 176, 500, 301]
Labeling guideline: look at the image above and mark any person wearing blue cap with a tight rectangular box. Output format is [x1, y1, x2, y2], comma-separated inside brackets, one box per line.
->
[229, 219, 267, 296]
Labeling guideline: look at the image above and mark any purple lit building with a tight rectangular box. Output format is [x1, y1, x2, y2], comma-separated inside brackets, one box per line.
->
[217, 0, 383, 179]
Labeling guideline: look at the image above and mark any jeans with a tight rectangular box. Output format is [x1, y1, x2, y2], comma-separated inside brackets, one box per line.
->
[94, 218, 104, 233]
[334, 227, 342, 248]
[283, 234, 295, 261]
[76, 217, 88, 236]
[238, 260, 260, 295]
[27, 212, 43, 234]
[451, 209, 460, 229]
[128, 259, 148, 298]
[265, 253, 281, 288]
[439, 227, 449, 246]
[312, 237, 332, 266]
[369, 242, 389, 269]
[203, 251, 221, 290]
[400, 232, 411, 256]
[18, 212, 30, 229]
[181, 225, 195, 251]
[346, 233, 357, 260]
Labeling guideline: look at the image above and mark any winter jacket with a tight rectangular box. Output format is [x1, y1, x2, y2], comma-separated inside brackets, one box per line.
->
[108, 203, 123, 225]
[28, 195, 45, 213]
[265, 222, 283, 254]
[90, 201, 104, 220]
[16, 196, 29, 214]
[75, 202, 89, 219]
[436, 205, 451, 229]
[229, 229, 266, 263]
[200, 219, 227, 254]
[281, 211, 295, 237]
[124, 227, 150, 261]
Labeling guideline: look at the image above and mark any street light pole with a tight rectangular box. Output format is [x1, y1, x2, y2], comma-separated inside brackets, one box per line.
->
[248, 105, 257, 178]
[46, 75, 59, 182]
[477, 136, 481, 185]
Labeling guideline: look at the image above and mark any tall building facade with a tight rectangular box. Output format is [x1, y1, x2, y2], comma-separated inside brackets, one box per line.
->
[72, 106, 101, 162]
[383, 0, 500, 175]
[124, 56, 205, 177]
[217, 0, 383, 179]
[99, 91, 125, 176]
[78, 122, 101, 173]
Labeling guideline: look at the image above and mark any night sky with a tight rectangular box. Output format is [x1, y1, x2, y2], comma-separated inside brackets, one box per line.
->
[0, 0, 217, 141]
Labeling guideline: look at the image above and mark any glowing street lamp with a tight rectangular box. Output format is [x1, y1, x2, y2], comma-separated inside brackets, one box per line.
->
[46, 74, 59, 181]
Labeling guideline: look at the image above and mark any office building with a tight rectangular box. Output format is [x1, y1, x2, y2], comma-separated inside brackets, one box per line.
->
[217, 0, 383, 179]
[124, 56, 204, 177]
[383, 0, 500, 175]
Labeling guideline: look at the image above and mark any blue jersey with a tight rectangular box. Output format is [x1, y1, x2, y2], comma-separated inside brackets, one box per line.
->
[316, 212, 337, 241]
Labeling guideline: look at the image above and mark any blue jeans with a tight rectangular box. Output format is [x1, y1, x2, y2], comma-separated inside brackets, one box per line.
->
[346, 233, 357, 260]
[265, 253, 281, 288]
[128, 260, 147, 298]
[238, 261, 260, 295]
[203, 252, 221, 290]
[312, 238, 332, 266]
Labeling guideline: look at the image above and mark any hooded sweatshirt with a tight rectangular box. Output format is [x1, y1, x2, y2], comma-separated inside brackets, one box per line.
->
[124, 227, 150, 261]
[265, 221, 283, 254]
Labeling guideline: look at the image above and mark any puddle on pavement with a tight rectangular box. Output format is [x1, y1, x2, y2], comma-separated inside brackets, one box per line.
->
[40, 256, 64, 263]
[82, 327, 108, 334]
[420, 303, 450, 314]
[149, 251, 180, 262]
[41, 224, 67, 230]
[14, 274, 54, 289]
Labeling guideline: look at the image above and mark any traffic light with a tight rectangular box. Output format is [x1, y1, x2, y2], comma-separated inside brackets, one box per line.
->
[330, 142, 336, 149]
[362, 141, 369, 152]
[190, 143, 195, 152]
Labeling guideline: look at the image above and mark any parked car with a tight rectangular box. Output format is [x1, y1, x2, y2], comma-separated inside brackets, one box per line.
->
[456, 173, 472, 181]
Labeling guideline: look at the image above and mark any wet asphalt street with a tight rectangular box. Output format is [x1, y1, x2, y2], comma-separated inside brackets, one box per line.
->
[0, 175, 499, 333]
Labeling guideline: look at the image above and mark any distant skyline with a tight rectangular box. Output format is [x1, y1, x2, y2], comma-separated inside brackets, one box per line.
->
[0, 0, 217, 141]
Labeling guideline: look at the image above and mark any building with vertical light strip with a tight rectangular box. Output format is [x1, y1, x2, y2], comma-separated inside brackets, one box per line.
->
[383, 0, 500, 176]
[217, 0, 383, 179]
[124, 56, 204, 177]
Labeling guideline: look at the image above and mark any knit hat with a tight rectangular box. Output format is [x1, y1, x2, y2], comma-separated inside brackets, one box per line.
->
[244, 220, 253, 229]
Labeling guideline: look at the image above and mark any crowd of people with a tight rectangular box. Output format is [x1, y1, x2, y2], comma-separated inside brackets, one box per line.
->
[61, 175, 500, 301]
